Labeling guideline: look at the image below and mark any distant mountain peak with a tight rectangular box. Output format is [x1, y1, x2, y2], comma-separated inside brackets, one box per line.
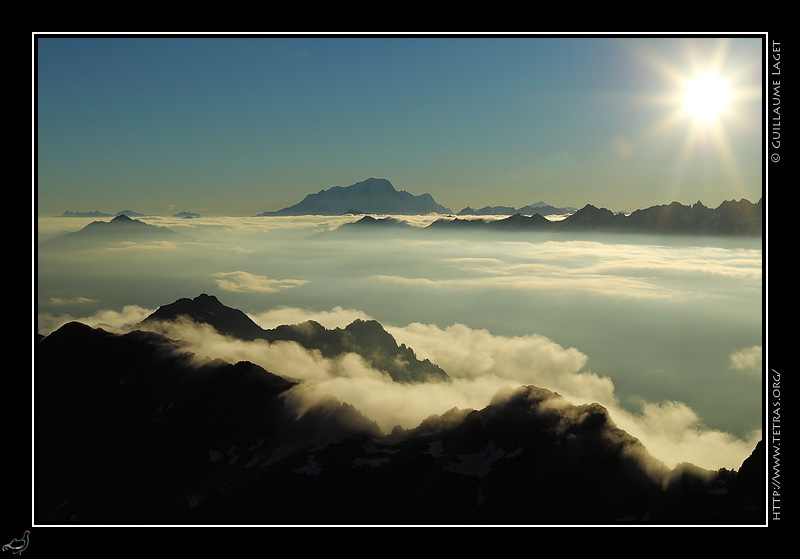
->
[59, 210, 113, 218]
[47, 213, 181, 245]
[258, 178, 452, 216]
[418, 198, 762, 236]
[115, 209, 148, 217]
[338, 215, 413, 230]
[350, 177, 394, 191]
[457, 202, 578, 217]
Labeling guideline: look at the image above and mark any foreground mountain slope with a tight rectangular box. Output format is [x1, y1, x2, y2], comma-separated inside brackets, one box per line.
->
[35, 299, 764, 525]
[35, 321, 381, 525]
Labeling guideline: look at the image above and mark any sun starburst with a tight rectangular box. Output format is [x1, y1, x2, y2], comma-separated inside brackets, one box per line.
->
[621, 37, 761, 202]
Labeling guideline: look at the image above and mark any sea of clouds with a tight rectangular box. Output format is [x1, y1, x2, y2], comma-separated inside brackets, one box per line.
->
[36, 215, 764, 471]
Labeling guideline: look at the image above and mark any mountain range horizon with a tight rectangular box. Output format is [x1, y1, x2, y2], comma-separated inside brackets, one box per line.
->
[46, 191, 764, 243]
[47, 177, 764, 221]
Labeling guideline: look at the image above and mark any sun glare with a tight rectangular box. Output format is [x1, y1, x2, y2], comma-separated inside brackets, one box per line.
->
[681, 73, 732, 123]
[622, 37, 761, 201]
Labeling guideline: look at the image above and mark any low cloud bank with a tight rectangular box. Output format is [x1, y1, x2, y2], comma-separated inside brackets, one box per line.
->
[385, 320, 761, 471]
[38, 302, 761, 471]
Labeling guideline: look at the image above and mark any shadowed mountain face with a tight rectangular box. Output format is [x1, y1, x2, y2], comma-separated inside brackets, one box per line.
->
[257, 177, 453, 216]
[34, 295, 764, 525]
[142, 294, 449, 383]
[34, 321, 380, 525]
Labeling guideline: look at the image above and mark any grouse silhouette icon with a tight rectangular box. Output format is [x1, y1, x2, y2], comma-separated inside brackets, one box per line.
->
[2, 531, 29, 555]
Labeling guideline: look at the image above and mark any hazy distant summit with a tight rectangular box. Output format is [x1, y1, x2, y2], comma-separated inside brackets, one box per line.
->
[458, 201, 578, 217]
[257, 178, 453, 216]
[59, 209, 149, 218]
[59, 210, 113, 218]
[48, 214, 181, 245]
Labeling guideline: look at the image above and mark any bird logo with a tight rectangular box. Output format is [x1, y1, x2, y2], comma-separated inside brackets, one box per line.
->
[2, 531, 29, 555]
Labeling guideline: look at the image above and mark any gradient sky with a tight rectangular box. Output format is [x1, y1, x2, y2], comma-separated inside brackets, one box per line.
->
[35, 33, 764, 217]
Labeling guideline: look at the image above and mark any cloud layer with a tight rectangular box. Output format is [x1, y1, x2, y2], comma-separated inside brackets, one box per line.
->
[36, 215, 763, 471]
[117, 303, 758, 471]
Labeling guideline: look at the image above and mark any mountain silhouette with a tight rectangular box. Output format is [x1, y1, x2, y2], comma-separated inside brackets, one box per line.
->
[34, 316, 763, 525]
[115, 209, 148, 217]
[46, 214, 181, 245]
[371, 198, 763, 237]
[257, 177, 453, 216]
[558, 204, 628, 231]
[337, 215, 414, 230]
[623, 199, 763, 235]
[458, 202, 578, 216]
[141, 294, 448, 383]
[143, 293, 267, 340]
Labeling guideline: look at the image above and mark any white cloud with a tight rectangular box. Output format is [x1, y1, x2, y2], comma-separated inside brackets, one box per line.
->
[139, 317, 506, 432]
[729, 345, 762, 373]
[146, 309, 758, 470]
[387, 322, 612, 402]
[107, 240, 181, 251]
[285, 373, 517, 434]
[143, 215, 363, 234]
[211, 271, 309, 293]
[369, 273, 683, 300]
[610, 400, 762, 471]
[249, 305, 374, 330]
[386, 320, 759, 470]
[366, 239, 762, 301]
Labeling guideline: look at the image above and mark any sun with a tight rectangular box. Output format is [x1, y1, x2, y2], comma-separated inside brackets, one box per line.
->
[620, 37, 761, 203]
[681, 73, 732, 123]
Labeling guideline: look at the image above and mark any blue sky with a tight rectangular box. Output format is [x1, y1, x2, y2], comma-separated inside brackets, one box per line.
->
[35, 34, 764, 217]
